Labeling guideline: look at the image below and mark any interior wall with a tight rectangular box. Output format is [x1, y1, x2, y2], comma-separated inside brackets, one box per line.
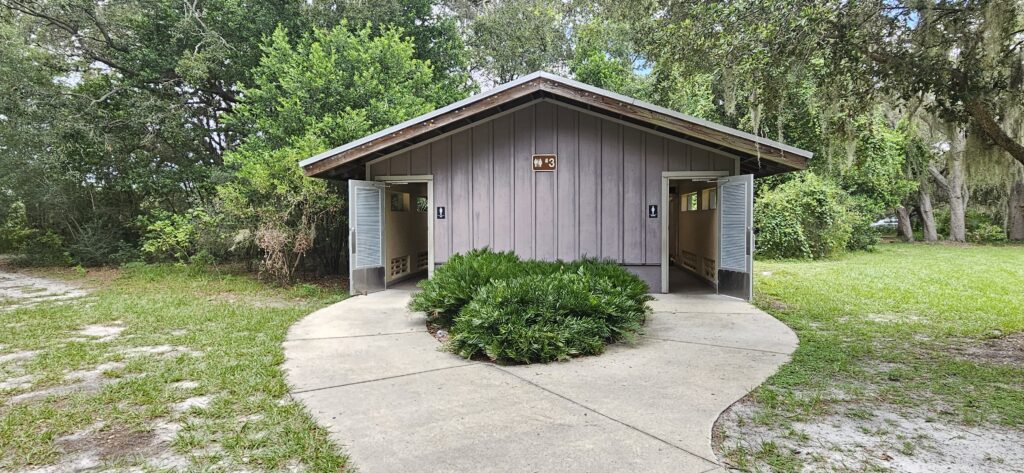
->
[669, 179, 718, 284]
[384, 183, 429, 283]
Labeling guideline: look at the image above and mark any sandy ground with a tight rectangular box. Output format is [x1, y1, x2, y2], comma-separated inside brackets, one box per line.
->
[0, 269, 91, 311]
[716, 399, 1024, 472]
[0, 269, 200, 471]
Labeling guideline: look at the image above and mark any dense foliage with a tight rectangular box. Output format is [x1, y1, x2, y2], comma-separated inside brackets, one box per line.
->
[215, 24, 468, 281]
[754, 173, 868, 259]
[409, 249, 652, 364]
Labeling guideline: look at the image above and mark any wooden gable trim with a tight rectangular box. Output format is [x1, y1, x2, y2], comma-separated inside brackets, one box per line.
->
[534, 79, 807, 171]
[303, 76, 808, 177]
[303, 82, 542, 177]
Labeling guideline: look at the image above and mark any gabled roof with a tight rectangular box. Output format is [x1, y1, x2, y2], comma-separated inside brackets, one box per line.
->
[300, 71, 812, 178]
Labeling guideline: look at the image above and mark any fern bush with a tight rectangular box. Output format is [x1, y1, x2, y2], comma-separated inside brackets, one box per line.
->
[409, 249, 652, 364]
[407, 248, 521, 326]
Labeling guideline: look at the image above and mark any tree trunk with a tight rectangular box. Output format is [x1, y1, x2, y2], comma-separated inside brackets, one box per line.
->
[947, 131, 967, 242]
[919, 187, 938, 241]
[1009, 177, 1024, 241]
[930, 125, 968, 242]
[896, 206, 915, 241]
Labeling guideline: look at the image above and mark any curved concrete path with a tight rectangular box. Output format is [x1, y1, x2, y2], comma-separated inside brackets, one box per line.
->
[284, 285, 797, 472]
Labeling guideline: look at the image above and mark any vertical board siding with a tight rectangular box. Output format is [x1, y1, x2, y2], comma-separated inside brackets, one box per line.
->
[430, 138, 451, 261]
[622, 127, 645, 264]
[555, 106, 578, 260]
[600, 120, 622, 261]
[513, 108, 535, 258]
[577, 113, 602, 258]
[410, 146, 430, 175]
[644, 135, 666, 264]
[450, 130, 473, 254]
[667, 140, 689, 171]
[368, 101, 738, 264]
[534, 101, 557, 261]
[713, 152, 735, 172]
[472, 122, 493, 249]
[370, 160, 389, 178]
[492, 115, 514, 251]
[390, 152, 410, 175]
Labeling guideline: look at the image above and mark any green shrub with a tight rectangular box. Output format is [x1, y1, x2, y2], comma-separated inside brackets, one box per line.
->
[935, 209, 1008, 243]
[12, 230, 70, 266]
[66, 221, 138, 267]
[566, 258, 653, 307]
[845, 197, 880, 252]
[408, 248, 522, 326]
[968, 223, 1007, 243]
[410, 249, 653, 364]
[0, 202, 30, 254]
[755, 173, 854, 259]
[140, 209, 217, 263]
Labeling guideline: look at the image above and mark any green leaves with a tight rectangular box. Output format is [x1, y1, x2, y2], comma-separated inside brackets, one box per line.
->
[409, 249, 652, 364]
[467, 0, 570, 84]
[755, 172, 866, 259]
[229, 24, 455, 149]
[215, 23, 468, 280]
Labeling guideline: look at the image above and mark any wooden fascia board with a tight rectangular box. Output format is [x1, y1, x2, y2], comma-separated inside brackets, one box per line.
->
[304, 76, 809, 177]
[535, 79, 808, 171]
[303, 82, 544, 177]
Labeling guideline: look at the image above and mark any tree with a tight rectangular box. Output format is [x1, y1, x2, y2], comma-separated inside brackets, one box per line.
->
[219, 25, 470, 280]
[2, 0, 311, 157]
[462, 0, 569, 85]
[567, 15, 651, 98]
[304, 0, 473, 104]
[0, 1, 312, 263]
[609, 0, 1023, 242]
[613, 0, 1024, 167]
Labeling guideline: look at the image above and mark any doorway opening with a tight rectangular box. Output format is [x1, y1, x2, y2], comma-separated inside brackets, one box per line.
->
[667, 178, 720, 294]
[382, 181, 430, 289]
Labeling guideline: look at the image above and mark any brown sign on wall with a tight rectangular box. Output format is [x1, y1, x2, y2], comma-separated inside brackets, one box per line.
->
[532, 154, 556, 171]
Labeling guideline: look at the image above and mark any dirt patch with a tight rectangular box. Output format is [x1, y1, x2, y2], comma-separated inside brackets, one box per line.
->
[6, 362, 125, 405]
[0, 374, 34, 390]
[58, 422, 156, 464]
[119, 344, 201, 357]
[173, 394, 213, 413]
[865, 312, 923, 324]
[0, 349, 41, 364]
[170, 380, 199, 390]
[45, 419, 189, 471]
[950, 333, 1024, 366]
[716, 399, 1024, 472]
[759, 296, 790, 312]
[74, 322, 125, 342]
[0, 269, 91, 311]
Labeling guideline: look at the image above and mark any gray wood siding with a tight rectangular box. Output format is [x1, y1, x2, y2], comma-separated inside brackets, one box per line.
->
[368, 100, 736, 264]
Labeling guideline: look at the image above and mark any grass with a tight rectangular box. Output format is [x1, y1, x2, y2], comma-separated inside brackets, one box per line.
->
[722, 242, 1024, 470]
[0, 263, 348, 471]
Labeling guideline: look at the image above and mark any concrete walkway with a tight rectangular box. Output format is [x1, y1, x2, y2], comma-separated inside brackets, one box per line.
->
[283, 285, 797, 472]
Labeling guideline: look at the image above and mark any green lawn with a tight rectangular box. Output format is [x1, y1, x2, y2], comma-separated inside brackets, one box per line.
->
[0, 264, 348, 471]
[721, 243, 1024, 471]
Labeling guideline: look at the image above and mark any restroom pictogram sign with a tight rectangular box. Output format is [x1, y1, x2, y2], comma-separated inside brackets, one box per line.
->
[532, 154, 556, 171]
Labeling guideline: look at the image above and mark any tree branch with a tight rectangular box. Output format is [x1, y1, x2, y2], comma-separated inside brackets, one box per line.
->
[965, 99, 1024, 168]
[928, 164, 950, 193]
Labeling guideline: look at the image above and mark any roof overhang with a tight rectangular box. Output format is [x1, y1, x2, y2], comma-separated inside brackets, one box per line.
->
[300, 71, 813, 179]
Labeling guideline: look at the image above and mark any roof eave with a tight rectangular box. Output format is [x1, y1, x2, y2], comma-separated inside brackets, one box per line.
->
[300, 72, 813, 177]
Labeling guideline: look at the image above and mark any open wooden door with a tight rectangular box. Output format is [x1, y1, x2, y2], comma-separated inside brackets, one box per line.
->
[717, 174, 754, 300]
[348, 180, 386, 295]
